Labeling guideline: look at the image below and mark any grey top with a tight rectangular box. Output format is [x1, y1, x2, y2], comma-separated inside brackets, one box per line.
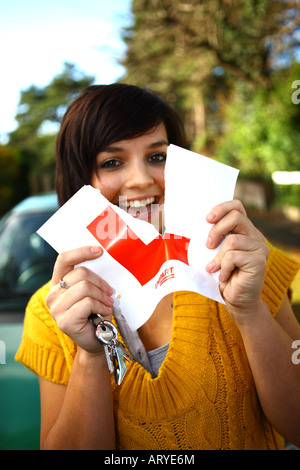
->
[113, 307, 170, 378]
[147, 343, 169, 377]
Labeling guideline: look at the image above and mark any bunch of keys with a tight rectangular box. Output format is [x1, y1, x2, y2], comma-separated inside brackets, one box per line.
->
[89, 314, 135, 385]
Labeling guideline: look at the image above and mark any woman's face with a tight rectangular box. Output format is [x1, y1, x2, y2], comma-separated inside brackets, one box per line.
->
[91, 123, 168, 232]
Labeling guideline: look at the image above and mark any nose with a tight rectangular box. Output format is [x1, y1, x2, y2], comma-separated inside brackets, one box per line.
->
[125, 160, 154, 189]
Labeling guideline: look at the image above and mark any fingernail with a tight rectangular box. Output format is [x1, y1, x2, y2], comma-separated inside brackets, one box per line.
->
[91, 246, 102, 255]
[207, 212, 216, 222]
[107, 286, 114, 296]
[206, 237, 213, 248]
[206, 260, 216, 272]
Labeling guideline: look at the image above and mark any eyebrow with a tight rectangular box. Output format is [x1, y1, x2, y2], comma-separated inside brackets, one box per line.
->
[101, 140, 169, 153]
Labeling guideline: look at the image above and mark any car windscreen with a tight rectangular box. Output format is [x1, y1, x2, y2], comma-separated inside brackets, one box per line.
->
[0, 211, 57, 310]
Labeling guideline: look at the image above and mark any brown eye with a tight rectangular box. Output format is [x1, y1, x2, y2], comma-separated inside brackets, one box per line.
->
[148, 152, 167, 164]
[99, 159, 122, 170]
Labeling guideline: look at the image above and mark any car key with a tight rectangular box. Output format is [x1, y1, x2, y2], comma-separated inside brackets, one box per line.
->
[95, 322, 114, 373]
[89, 314, 114, 372]
[89, 314, 135, 385]
[110, 337, 136, 385]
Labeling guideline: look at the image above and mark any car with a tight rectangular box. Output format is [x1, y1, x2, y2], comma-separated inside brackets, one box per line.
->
[0, 193, 58, 449]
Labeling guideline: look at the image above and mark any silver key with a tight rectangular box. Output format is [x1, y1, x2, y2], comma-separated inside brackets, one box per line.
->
[110, 339, 135, 385]
[115, 340, 136, 364]
[89, 314, 115, 372]
[95, 322, 114, 373]
[114, 344, 134, 385]
[90, 314, 135, 385]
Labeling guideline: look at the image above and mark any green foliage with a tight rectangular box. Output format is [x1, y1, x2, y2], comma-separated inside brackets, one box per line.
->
[275, 184, 300, 207]
[0, 145, 28, 216]
[8, 63, 94, 195]
[122, 0, 280, 87]
[121, 0, 300, 187]
[2, 2, 300, 215]
[12, 63, 93, 137]
[121, 0, 300, 158]
[216, 62, 300, 178]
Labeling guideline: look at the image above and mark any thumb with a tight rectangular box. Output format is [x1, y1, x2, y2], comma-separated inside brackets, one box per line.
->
[52, 245, 103, 285]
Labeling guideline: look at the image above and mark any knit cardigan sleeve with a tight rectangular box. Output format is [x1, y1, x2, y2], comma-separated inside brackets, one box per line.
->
[15, 241, 299, 386]
[262, 240, 299, 316]
[15, 282, 77, 385]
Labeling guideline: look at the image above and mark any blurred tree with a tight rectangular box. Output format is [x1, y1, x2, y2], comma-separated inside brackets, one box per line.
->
[121, 0, 300, 153]
[216, 61, 300, 178]
[0, 145, 27, 216]
[8, 63, 94, 194]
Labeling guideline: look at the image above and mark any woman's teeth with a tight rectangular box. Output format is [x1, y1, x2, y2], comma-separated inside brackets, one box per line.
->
[126, 197, 155, 208]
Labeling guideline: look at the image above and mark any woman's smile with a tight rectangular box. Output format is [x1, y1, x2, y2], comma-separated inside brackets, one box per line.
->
[91, 123, 168, 231]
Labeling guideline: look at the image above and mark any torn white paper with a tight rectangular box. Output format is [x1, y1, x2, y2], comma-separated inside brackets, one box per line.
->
[37, 144, 239, 330]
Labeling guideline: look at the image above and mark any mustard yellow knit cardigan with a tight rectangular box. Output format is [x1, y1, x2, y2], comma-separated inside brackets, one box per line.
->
[16, 242, 299, 450]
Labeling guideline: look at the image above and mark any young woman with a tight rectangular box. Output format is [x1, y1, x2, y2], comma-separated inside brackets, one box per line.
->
[16, 84, 300, 450]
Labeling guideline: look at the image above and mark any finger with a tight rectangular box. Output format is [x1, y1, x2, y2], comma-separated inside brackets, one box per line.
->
[51, 246, 103, 286]
[47, 278, 114, 326]
[59, 296, 113, 326]
[218, 250, 250, 283]
[59, 278, 114, 310]
[47, 270, 115, 316]
[206, 234, 268, 273]
[206, 200, 247, 224]
[206, 207, 258, 249]
[218, 249, 268, 284]
[60, 265, 114, 296]
[52, 297, 113, 340]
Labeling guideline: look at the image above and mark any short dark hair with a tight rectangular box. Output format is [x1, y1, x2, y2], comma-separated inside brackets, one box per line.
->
[55, 84, 186, 206]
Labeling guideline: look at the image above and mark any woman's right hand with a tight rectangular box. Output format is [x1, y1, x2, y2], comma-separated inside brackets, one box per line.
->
[46, 246, 114, 355]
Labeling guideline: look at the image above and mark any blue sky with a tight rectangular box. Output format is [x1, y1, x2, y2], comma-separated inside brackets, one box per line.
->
[0, 0, 132, 142]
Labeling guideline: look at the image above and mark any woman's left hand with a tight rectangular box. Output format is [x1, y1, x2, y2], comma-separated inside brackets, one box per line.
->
[205, 200, 270, 323]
